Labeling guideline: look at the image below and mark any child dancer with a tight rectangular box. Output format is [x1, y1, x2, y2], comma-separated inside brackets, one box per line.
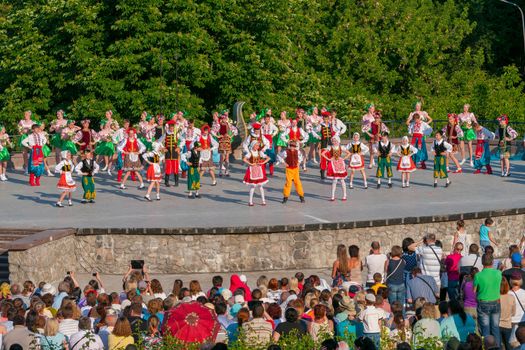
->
[198, 125, 219, 186]
[74, 150, 99, 203]
[21, 124, 46, 186]
[473, 123, 495, 174]
[458, 104, 477, 167]
[432, 131, 452, 188]
[407, 113, 432, 169]
[396, 136, 418, 188]
[142, 142, 165, 201]
[185, 141, 202, 198]
[346, 133, 369, 189]
[322, 136, 349, 201]
[374, 132, 395, 189]
[243, 141, 270, 206]
[39, 122, 54, 177]
[55, 151, 77, 207]
[261, 115, 278, 176]
[442, 113, 463, 173]
[364, 111, 389, 169]
[18, 110, 35, 173]
[0, 125, 12, 181]
[277, 140, 305, 204]
[118, 128, 146, 189]
[495, 115, 518, 177]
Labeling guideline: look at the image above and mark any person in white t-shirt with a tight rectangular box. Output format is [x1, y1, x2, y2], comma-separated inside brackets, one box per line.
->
[358, 293, 385, 348]
[510, 273, 525, 345]
[411, 234, 443, 289]
[363, 241, 388, 288]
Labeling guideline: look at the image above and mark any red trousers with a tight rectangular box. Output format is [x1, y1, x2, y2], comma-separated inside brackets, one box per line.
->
[165, 159, 179, 175]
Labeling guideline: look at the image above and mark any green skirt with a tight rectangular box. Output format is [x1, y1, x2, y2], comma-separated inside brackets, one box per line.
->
[459, 127, 476, 141]
[434, 155, 448, 179]
[95, 141, 115, 156]
[43, 144, 52, 157]
[51, 133, 63, 148]
[187, 167, 201, 191]
[82, 176, 96, 200]
[18, 134, 28, 148]
[306, 133, 320, 145]
[139, 136, 152, 151]
[275, 132, 288, 147]
[62, 140, 78, 155]
[0, 147, 10, 161]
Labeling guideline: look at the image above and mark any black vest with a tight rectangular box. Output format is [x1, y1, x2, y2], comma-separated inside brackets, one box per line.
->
[434, 141, 446, 156]
[378, 141, 391, 158]
[188, 150, 200, 168]
[80, 159, 94, 176]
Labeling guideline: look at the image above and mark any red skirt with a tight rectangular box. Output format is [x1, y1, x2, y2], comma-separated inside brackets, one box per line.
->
[146, 163, 162, 182]
[243, 164, 268, 185]
[348, 154, 365, 170]
[57, 173, 77, 192]
[326, 159, 348, 179]
[397, 155, 416, 173]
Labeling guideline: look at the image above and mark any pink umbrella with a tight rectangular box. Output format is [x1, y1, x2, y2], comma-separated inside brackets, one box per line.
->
[162, 301, 220, 343]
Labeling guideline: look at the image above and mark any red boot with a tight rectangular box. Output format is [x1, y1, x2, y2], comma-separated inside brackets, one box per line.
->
[29, 173, 36, 186]
[269, 164, 274, 176]
[420, 161, 427, 169]
[473, 169, 481, 174]
[484, 165, 493, 175]
[117, 170, 123, 183]
[181, 171, 187, 179]
[35, 176, 41, 186]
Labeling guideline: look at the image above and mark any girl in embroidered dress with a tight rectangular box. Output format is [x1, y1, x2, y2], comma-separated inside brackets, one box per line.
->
[322, 136, 350, 201]
[406, 102, 433, 169]
[142, 142, 165, 201]
[118, 128, 146, 189]
[495, 115, 518, 177]
[276, 111, 291, 154]
[0, 125, 12, 181]
[457, 104, 478, 167]
[55, 151, 77, 207]
[18, 110, 36, 173]
[243, 141, 270, 206]
[61, 120, 80, 156]
[361, 103, 376, 169]
[95, 119, 117, 175]
[396, 136, 418, 188]
[442, 114, 463, 174]
[346, 133, 369, 189]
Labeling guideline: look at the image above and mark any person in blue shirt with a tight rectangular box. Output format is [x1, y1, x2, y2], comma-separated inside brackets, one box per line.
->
[440, 300, 476, 342]
[479, 218, 497, 251]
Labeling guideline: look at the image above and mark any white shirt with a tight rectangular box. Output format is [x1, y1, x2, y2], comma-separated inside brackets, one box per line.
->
[358, 306, 385, 333]
[459, 254, 483, 271]
[68, 330, 104, 350]
[511, 289, 525, 324]
[416, 244, 443, 288]
[364, 253, 388, 283]
[58, 319, 79, 338]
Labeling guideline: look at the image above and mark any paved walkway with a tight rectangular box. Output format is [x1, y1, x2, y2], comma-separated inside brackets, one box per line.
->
[0, 158, 523, 230]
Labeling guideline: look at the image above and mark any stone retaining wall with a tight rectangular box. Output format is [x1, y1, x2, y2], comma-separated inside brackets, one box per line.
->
[7, 212, 524, 281]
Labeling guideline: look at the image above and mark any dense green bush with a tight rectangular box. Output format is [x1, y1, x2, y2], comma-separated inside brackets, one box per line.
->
[0, 0, 524, 133]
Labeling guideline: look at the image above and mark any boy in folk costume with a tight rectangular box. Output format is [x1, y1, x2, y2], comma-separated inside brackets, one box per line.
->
[316, 111, 334, 180]
[243, 141, 270, 206]
[321, 136, 350, 201]
[396, 136, 418, 188]
[215, 114, 238, 177]
[49, 109, 68, 164]
[55, 151, 77, 207]
[184, 141, 202, 198]
[407, 113, 433, 169]
[330, 109, 348, 138]
[0, 125, 12, 181]
[346, 133, 369, 189]
[457, 104, 477, 167]
[142, 142, 165, 201]
[118, 128, 146, 189]
[374, 132, 395, 189]
[21, 124, 46, 186]
[18, 110, 36, 173]
[431, 131, 452, 188]
[442, 113, 463, 173]
[198, 125, 219, 186]
[277, 140, 305, 204]
[180, 119, 201, 179]
[74, 150, 99, 204]
[156, 120, 181, 187]
[495, 115, 518, 177]
[260, 114, 278, 176]
[473, 122, 495, 174]
[283, 118, 309, 171]
[112, 119, 130, 183]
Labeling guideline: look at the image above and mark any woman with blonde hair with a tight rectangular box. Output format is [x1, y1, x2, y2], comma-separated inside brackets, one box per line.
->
[39, 318, 66, 350]
[412, 302, 440, 346]
[109, 316, 134, 350]
[289, 277, 300, 294]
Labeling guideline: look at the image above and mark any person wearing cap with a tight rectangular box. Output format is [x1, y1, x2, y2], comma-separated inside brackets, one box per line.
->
[0, 124, 12, 182]
[183, 140, 202, 198]
[335, 296, 364, 340]
[74, 150, 99, 204]
[346, 132, 369, 189]
[474, 253, 502, 345]
[118, 128, 146, 190]
[357, 293, 385, 348]
[276, 140, 305, 204]
[74, 119, 99, 154]
[503, 252, 525, 289]
[322, 136, 350, 201]
[156, 120, 181, 187]
[495, 114, 518, 177]
[54, 150, 77, 207]
[373, 131, 395, 188]
[22, 123, 47, 186]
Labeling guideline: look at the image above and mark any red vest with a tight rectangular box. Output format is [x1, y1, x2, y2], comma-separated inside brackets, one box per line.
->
[125, 138, 139, 152]
[289, 128, 301, 141]
[286, 149, 299, 169]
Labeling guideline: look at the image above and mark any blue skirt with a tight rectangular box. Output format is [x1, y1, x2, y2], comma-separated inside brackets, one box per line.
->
[412, 136, 428, 163]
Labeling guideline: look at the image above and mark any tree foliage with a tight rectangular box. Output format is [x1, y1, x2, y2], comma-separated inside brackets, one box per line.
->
[0, 0, 524, 130]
